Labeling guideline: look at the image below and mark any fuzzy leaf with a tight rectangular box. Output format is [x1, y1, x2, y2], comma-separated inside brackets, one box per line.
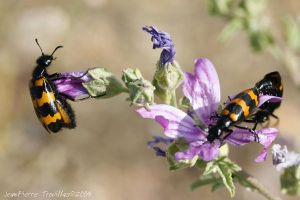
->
[204, 157, 241, 197]
[203, 160, 218, 175]
[217, 161, 236, 197]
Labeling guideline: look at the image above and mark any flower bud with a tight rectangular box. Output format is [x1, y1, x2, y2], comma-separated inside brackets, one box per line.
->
[153, 60, 184, 99]
[83, 68, 127, 99]
[127, 79, 155, 107]
[122, 68, 143, 87]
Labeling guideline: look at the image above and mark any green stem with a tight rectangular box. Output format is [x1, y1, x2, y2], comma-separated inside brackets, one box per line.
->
[170, 90, 177, 107]
[235, 171, 281, 200]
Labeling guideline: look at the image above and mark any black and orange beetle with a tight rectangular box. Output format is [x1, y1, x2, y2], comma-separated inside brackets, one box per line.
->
[207, 71, 282, 143]
[29, 39, 76, 133]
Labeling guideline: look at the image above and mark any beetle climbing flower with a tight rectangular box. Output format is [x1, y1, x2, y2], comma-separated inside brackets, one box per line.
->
[137, 58, 279, 163]
[143, 26, 176, 66]
[53, 71, 92, 101]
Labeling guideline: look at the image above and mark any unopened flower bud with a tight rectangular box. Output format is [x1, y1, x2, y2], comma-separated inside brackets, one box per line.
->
[127, 79, 155, 107]
[83, 68, 127, 98]
[122, 68, 143, 87]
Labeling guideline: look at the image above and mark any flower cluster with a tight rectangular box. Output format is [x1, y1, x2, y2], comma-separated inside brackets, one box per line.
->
[137, 58, 279, 163]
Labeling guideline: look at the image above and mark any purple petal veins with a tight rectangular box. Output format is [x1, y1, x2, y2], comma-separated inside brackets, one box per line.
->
[143, 26, 176, 65]
[182, 58, 221, 125]
[53, 71, 92, 101]
[137, 104, 206, 140]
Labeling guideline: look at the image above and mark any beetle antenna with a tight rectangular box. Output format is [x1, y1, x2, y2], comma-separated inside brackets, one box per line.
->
[51, 45, 63, 56]
[35, 38, 45, 56]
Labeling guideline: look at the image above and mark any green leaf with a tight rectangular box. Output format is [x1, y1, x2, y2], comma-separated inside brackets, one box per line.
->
[203, 160, 218, 175]
[217, 161, 236, 197]
[196, 157, 241, 197]
[220, 157, 242, 172]
[280, 165, 300, 196]
[191, 174, 221, 191]
[211, 179, 225, 192]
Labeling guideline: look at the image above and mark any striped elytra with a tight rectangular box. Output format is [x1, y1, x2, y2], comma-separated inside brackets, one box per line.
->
[29, 39, 76, 133]
[207, 71, 282, 143]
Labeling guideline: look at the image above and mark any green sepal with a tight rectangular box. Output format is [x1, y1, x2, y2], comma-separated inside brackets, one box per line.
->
[153, 60, 184, 105]
[122, 68, 143, 87]
[122, 68, 155, 107]
[127, 79, 155, 107]
[153, 61, 184, 91]
[166, 139, 190, 171]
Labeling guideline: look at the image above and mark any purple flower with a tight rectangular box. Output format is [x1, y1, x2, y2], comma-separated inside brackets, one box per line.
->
[53, 71, 92, 101]
[143, 26, 176, 66]
[137, 58, 279, 162]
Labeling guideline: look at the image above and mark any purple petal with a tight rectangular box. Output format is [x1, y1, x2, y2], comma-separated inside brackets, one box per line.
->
[225, 129, 256, 146]
[258, 95, 282, 107]
[143, 26, 176, 65]
[256, 128, 278, 148]
[255, 148, 268, 162]
[183, 58, 221, 124]
[175, 140, 220, 161]
[226, 128, 278, 162]
[136, 104, 206, 140]
[53, 71, 92, 101]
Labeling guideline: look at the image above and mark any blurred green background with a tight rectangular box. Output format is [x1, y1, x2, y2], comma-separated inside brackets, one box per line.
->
[0, 0, 299, 199]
